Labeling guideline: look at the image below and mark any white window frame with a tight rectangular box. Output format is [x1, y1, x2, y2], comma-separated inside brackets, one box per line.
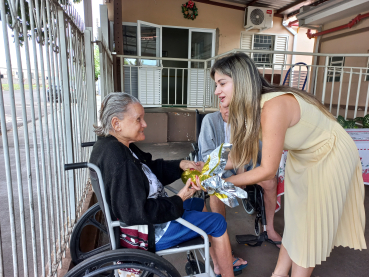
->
[327, 56, 345, 82]
[240, 32, 289, 69]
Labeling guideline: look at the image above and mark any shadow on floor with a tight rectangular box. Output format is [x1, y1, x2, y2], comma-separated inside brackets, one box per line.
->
[136, 142, 369, 277]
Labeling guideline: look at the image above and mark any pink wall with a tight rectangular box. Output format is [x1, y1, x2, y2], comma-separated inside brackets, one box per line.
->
[106, 0, 313, 57]
[314, 9, 369, 119]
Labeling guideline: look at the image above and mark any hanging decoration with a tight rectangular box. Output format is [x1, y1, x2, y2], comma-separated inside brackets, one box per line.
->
[182, 1, 198, 20]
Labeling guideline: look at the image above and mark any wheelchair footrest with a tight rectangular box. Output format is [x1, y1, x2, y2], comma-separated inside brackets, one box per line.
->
[235, 231, 268, 247]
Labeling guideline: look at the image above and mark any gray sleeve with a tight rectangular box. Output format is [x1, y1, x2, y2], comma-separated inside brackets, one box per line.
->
[198, 114, 220, 162]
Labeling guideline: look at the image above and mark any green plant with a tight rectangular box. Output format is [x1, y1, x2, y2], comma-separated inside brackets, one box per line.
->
[337, 114, 369, 129]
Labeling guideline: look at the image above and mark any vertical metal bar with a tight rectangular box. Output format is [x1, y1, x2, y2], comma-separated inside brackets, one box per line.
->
[298, 65, 302, 90]
[365, 79, 369, 116]
[353, 70, 362, 118]
[182, 69, 184, 105]
[175, 68, 177, 105]
[58, 9, 76, 222]
[167, 68, 170, 105]
[329, 67, 336, 113]
[0, 67, 18, 276]
[34, 0, 53, 272]
[280, 64, 284, 86]
[271, 64, 274, 84]
[0, 225, 3, 277]
[19, 0, 43, 274]
[345, 68, 353, 120]
[262, 64, 265, 77]
[336, 68, 344, 118]
[306, 65, 310, 92]
[120, 56, 124, 92]
[321, 56, 330, 104]
[41, 3, 58, 269]
[153, 66, 155, 105]
[45, 1, 62, 261]
[313, 66, 319, 96]
[130, 66, 132, 95]
[146, 67, 148, 104]
[202, 62, 207, 112]
[85, 28, 96, 141]
[2, 9, 30, 276]
[197, 67, 199, 107]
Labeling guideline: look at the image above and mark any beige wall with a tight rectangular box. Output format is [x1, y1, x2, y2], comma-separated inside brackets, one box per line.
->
[314, 9, 369, 118]
[106, 0, 313, 56]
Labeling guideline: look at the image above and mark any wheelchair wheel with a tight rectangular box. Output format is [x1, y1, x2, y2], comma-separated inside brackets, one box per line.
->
[241, 198, 255, 215]
[70, 203, 111, 265]
[65, 248, 181, 277]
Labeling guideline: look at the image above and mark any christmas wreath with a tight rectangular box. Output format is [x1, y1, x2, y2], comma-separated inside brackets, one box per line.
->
[182, 1, 198, 20]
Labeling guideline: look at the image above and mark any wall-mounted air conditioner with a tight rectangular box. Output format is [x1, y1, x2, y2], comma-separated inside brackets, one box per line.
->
[244, 6, 274, 31]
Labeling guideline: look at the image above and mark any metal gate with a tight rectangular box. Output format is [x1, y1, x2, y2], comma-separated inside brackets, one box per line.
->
[0, 0, 97, 276]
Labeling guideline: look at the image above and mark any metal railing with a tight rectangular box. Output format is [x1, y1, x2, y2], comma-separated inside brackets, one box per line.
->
[0, 0, 97, 276]
[118, 55, 216, 109]
[119, 50, 369, 118]
[210, 49, 369, 119]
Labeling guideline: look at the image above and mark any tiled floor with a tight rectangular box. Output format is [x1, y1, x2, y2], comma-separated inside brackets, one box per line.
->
[136, 142, 369, 277]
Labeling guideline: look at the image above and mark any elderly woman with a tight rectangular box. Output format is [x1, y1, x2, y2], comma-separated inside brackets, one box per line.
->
[89, 92, 247, 277]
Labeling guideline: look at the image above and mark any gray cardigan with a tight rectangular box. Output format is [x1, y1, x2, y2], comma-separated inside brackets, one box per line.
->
[198, 111, 260, 175]
[198, 111, 225, 162]
[198, 112, 236, 178]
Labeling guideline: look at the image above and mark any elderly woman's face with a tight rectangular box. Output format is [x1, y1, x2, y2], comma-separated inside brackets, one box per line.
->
[112, 103, 147, 145]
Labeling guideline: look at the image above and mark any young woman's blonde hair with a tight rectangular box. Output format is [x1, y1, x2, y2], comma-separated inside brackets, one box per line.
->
[210, 52, 335, 169]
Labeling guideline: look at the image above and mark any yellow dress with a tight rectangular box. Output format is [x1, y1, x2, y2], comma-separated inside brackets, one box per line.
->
[261, 92, 366, 268]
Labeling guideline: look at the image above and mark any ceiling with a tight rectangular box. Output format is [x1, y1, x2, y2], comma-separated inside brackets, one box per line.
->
[219, 0, 328, 17]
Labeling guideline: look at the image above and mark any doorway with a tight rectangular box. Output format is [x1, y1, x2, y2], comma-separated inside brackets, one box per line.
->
[122, 22, 215, 107]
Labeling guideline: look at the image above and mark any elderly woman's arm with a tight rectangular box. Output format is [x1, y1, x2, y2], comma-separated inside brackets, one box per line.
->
[108, 158, 185, 226]
[130, 144, 203, 186]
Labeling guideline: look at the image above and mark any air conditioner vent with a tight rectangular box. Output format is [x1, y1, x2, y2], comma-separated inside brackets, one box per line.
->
[250, 9, 264, 25]
[244, 6, 273, 30]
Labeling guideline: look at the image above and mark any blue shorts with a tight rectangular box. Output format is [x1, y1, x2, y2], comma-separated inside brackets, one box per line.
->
[155, 198, 227, 251]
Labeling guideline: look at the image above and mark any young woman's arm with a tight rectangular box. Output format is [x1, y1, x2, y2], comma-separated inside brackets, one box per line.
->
[226, 95, 299, 186]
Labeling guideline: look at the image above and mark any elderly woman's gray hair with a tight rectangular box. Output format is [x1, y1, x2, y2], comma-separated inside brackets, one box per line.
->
[94, 92, 140, 136]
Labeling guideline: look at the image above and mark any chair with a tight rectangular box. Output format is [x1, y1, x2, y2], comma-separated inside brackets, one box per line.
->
[64, 162, 215, 277]
[283, 62, 308, 90]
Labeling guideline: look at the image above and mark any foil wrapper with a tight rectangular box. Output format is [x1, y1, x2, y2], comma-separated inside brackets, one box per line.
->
[181, 143, 247, 208]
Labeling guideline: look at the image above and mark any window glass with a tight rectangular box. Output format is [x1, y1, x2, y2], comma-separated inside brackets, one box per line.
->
[123, 25, 138, 65]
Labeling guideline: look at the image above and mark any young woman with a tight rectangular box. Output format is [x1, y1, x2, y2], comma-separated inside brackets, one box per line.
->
[211, 52, 366, 277]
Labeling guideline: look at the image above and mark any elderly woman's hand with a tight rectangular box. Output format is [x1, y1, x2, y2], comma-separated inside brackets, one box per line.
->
[179, 160, 204, 172]
[177, 176, 202, 202]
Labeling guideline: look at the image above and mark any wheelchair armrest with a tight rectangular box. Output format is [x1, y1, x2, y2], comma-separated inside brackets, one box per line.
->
[165, 185, 179, 194]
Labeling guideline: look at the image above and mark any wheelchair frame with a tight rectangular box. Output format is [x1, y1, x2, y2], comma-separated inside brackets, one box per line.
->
[64, 162, 215, 277]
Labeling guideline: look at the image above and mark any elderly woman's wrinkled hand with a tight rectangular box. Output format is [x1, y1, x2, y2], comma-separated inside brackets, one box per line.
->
[179, 160, 204, 172]
[177, 177, 202, 202]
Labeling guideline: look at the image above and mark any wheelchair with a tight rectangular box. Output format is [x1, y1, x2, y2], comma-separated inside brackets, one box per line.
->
[65, 161, 215, 277]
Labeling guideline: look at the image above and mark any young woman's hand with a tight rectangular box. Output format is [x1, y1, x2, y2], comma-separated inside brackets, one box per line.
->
[177, 176, 202, 202]
[179, 160, 204, 172]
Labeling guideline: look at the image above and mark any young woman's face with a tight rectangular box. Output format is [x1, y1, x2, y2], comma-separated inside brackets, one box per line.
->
[214, 72, 234, 108]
